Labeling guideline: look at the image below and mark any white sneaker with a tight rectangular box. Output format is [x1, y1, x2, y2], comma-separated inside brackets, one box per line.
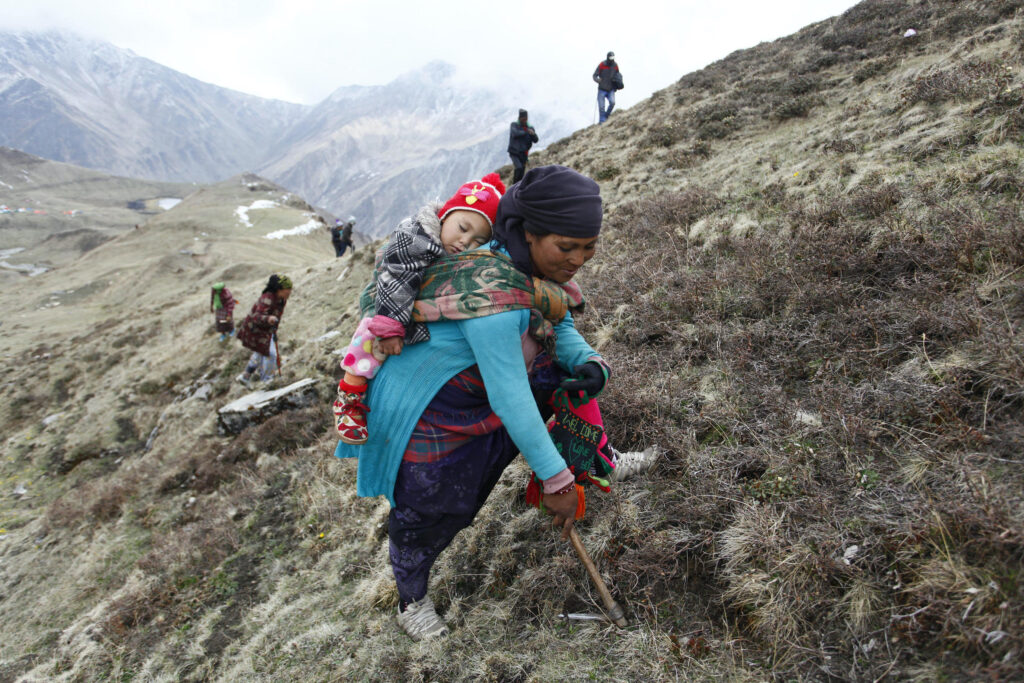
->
[235, 373, 251, 388]
[397, 597, 448, 642]
[609, 445, 660, 482]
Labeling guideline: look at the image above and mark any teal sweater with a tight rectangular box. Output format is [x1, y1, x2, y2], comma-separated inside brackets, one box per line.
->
[334, 307, 601, 506]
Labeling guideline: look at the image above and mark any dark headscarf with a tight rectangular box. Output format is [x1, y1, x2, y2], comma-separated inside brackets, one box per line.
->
[263, 273, 293, 294]
[492, 165, 602, 274]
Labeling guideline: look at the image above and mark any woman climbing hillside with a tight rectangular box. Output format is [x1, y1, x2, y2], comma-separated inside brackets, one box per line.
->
[210, 281, 236, 342]
[334, 166, 656, 642]
[236, 274, 292, 387]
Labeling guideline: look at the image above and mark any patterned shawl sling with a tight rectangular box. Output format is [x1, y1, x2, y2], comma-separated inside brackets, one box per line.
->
[358, 250, 584, 356]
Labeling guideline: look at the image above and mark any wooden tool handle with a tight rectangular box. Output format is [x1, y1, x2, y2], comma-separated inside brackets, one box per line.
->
[568, 527, 628, 628]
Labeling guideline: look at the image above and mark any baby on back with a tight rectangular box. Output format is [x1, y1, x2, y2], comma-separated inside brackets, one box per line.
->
[333, 173, 506, 444]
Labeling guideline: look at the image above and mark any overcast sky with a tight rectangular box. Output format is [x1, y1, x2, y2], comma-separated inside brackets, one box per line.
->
[4, 0, 862, 126]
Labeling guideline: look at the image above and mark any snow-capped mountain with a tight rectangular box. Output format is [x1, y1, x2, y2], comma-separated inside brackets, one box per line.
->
[0, 30, 308, 182]
[257, 62, 572, 236]
[0, 31, 575, 237]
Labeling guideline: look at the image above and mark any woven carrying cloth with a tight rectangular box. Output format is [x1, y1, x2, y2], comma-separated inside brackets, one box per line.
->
[359, 250, 584, 352]
[546, 388, 615, 489]
[524, 385, 616, 516]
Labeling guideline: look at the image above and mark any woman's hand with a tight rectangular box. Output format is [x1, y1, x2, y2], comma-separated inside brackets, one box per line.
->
[267, 316, 279, 325]
[559, 362, 606, 399]
[542, 488, 578, 540]
[379, 337, 404, 356]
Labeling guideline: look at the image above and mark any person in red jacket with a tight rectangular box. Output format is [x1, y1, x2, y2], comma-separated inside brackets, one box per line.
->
[593, 51, 622, 123]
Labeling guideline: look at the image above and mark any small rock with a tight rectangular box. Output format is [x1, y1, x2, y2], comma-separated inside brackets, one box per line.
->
[217, 378, 318, 435]
[795, 410, 822, 427]
[191, 384, 212, 401]
[256, 453, 281, 470]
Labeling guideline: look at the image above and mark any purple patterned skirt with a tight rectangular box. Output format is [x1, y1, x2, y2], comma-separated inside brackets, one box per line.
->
[389, 359, 563, 603]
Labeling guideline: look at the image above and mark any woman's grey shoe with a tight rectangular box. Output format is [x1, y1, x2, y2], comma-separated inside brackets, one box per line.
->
[397, 597, 448, 642]
[235, 373, 251, 388]
[609, 445, 660, 482]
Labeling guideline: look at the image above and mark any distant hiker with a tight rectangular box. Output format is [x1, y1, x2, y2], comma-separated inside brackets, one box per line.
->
[333, 174, 505, 445]
[210, 282, 236, 342]
[331, 216, 355, 258]
[236, 274, 293, 387]
[334, 166, 657, 642]
[507, 109, 539, 184]
[593, 51, 623, 123]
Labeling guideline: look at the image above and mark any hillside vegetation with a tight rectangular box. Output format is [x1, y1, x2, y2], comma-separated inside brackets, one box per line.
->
[1, 1, 1023, 680]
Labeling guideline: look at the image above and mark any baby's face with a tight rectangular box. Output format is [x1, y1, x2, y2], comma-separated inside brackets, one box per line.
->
[439, 210, 492, 255]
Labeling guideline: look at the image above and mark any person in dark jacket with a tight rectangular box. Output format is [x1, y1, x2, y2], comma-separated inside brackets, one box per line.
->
[331, 217, 355, 257]
[507, 109, 539, 184]
[236, 274, 293, 386]
[593, 51, 621, 123]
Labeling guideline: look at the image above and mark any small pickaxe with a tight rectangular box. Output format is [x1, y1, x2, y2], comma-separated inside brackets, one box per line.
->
[568, 526, 628, 628]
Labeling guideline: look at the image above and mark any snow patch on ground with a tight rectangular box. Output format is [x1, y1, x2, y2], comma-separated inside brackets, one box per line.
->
[0, 260, 49, 276]
[235, 199, 280, 227]
[265, 218, 319, 240]
[234, 206, 252, 227]
[158, 197, 182, 210]
[0, 247, 45, 276]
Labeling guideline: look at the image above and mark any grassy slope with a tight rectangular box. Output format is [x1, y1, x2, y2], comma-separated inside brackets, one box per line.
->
[0, 148, 196, 280]
[1, 1, 1023, 681]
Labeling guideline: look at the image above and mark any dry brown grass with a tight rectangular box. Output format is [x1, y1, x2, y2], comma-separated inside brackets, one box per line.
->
[569, 153, 1024, 678]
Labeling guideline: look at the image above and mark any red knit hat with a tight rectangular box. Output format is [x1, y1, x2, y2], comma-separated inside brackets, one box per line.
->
[438, 173, 506, 227]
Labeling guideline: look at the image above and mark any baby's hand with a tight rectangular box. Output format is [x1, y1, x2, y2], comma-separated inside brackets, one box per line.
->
[378, 337, 404, 356]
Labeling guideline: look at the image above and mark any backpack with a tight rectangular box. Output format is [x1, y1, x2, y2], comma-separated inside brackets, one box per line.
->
[612, 70, 624, 91]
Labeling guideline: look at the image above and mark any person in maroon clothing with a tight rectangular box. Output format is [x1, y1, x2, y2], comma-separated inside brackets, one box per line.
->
[236, 274, 292, 386]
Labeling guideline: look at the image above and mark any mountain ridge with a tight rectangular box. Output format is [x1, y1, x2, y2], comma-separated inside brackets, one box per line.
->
[0, 31, 575, 237]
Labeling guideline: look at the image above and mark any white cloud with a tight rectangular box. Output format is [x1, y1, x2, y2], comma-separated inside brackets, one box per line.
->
[2, 0, 861, 117]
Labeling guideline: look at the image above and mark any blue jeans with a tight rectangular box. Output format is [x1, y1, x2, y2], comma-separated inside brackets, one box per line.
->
[244, 334, 278, 381]
[598, 89, 615, 122]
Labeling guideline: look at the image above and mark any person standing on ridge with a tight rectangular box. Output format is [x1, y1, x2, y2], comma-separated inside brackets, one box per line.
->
[332, 216, 355, 258]
[593, 51, 623, 123]
[507, 109, 538, 184]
